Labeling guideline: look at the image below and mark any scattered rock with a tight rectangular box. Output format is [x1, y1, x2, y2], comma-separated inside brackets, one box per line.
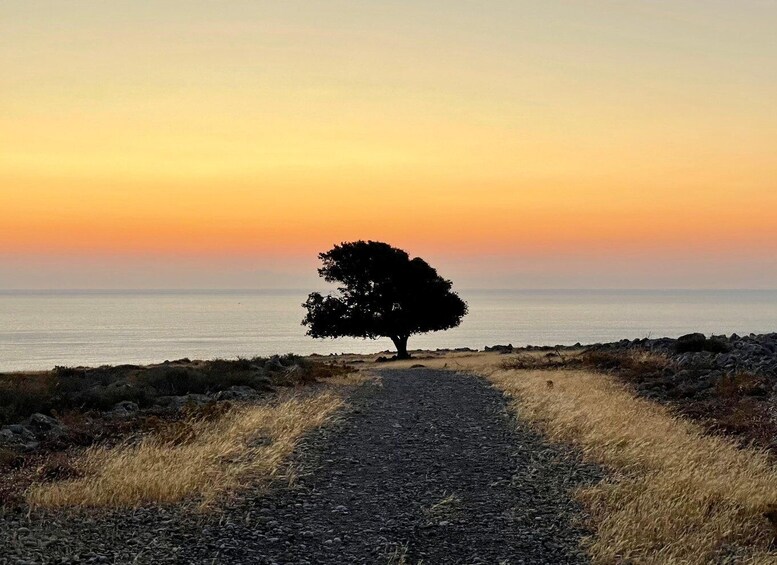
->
[675, 333, 707, 353]
[26, 413, 66, 441]
[266, 355, 285, 371]
[156, 393, 212, 409]
[484, 344, 514, 353]
[214, 386, 261, 402]
[0, 426, 39, 451]
[109, 401, 139, 417]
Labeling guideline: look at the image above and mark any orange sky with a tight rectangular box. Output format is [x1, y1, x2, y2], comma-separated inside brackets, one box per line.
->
[2, 1, 776, 288]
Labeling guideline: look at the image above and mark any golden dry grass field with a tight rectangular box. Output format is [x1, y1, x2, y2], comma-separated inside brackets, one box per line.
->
[385, 351, 777, 564]
[27, 372, 370, 509]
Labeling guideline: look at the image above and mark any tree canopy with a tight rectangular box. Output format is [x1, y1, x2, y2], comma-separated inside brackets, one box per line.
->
[302, 241, 467, 358]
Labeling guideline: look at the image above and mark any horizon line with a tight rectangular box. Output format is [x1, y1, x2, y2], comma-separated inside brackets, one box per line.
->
[2, 288, 777, 293]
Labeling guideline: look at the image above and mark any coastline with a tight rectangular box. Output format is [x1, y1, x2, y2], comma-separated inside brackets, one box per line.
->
[5, 289, 777, 372]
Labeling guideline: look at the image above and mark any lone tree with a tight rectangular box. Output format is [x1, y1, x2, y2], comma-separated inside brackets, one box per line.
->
[302, 241, 467, 359]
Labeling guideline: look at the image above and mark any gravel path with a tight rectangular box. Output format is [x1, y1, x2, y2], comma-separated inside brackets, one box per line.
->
[1, 369, 599, 564]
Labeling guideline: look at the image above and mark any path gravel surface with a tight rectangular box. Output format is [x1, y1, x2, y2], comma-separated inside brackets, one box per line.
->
[1, 369, 600, 564]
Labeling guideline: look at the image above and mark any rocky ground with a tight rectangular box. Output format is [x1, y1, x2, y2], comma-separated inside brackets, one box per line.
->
[582, 333, 777, 453]
[0, 356, 299, 453]
[593, 332, 777, 381]
[482, 332, 777, 454]
[0, 355, 339, 506]
[1, 368, 600, 564]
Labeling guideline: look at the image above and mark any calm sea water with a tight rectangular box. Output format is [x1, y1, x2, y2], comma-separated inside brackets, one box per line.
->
[1, 289, 776, 372]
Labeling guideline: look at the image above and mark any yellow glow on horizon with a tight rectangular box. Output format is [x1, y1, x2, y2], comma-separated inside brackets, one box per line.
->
[2, 1, 776, 279]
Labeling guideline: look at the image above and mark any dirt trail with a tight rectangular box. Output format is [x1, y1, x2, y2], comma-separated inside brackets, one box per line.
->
[2, 369, 599, 564]
[180, 368, 599, 564]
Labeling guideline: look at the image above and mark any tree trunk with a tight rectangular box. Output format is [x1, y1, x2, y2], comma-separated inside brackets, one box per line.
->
[391, 335, 411, 359]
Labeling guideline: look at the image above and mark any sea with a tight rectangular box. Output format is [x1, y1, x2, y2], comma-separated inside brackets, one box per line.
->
[1, 289, 776, 372]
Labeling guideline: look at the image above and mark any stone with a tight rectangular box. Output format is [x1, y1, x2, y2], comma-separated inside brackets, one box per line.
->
[484, 344, 514, 353]
[26, 413, 66, 440]
[675, 333, 707, 353]
[110, 401, 139, 417]
[7, 424, 36, 440]
[0, 427, 39, 451]
[266, 355, 285, 370]
[27, 413, 61, 432]
[214, 386, 261, 402]
[157, 394, 212, 409]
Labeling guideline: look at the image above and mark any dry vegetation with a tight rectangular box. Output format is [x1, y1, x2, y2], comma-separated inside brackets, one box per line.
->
[0, 354, 324, 425]
[386, 352, 777, 564]
[489, 369, 777, 564]
[27, 390, 342, 508]
[23, 367, 369, 509]
[422, 492, 462, 524]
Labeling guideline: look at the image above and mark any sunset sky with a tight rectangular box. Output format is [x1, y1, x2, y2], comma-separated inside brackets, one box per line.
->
[2, 1, 776, 289]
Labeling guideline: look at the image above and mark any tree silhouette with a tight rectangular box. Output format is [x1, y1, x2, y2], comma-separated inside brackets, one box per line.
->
[302, 241, 467, 359]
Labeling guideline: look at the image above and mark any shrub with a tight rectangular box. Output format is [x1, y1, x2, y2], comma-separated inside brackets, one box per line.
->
[705, 337, 731, 354]
[500, 352, 569, 371]
[206, 358, 254, 374]
[203, 360, 270, 390]
[674, 333, 731, 354]
[0, 374, 56, 425]
[72, 384, 152, 411]
[139, 361, 273, 396]
[579, 350, 670, 381]
[0, 356, 344, 426]
[34, 452, 82, 482]
[0, 448, 22, 469]
[675, 333, 708, 353]
[52, 366, 87, 379]
[715, 373, 769, 398]
[137, 366, 206, 396]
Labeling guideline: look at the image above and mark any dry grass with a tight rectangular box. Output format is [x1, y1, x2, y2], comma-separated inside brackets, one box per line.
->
[378, 350, 524, 373]
[374, 351, 777, 563]
[423, 492, 461, 522]
[483, 366, 777, 564]
[575, 349, 672, 380]
[426, 492, 461, 513]
[383, 542, 411, 565]
[26, 377, 366, 508]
